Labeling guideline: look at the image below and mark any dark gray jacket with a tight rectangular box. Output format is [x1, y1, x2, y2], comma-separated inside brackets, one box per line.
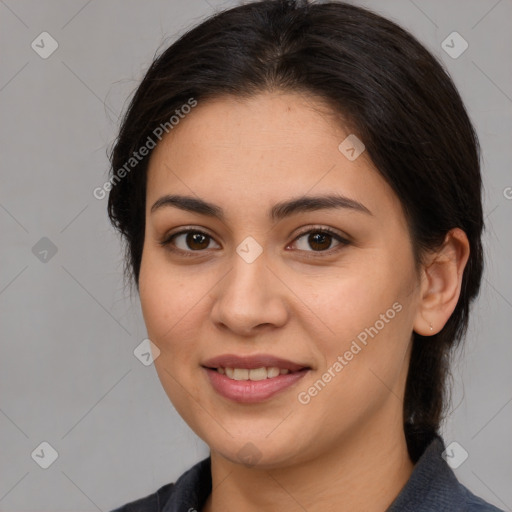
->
[111, 435, 503, 511]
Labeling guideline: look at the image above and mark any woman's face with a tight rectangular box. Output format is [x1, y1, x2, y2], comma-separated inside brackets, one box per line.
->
[139, 92, 422, 468]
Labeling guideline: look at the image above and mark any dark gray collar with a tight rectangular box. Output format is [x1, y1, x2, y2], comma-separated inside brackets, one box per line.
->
[161, 435, 502, 512]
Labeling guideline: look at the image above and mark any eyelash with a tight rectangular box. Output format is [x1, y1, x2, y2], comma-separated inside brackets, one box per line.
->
[159, 226, 350, 258]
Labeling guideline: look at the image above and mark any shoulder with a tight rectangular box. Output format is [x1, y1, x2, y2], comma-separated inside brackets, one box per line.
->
[457, 482, 504, 511]
[109, 456, 211, 512]
[109, 481, 175, 512]
[387, 434, 505, 512]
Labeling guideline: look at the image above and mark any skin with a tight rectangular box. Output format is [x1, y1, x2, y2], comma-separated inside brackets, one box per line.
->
[138, 91, 470, 512]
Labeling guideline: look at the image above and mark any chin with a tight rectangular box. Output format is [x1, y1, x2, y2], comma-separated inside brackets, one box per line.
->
[206, 428, 315, 470]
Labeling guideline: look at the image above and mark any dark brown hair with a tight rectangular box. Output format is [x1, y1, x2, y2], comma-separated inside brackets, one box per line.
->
[107, 0, 484, 461]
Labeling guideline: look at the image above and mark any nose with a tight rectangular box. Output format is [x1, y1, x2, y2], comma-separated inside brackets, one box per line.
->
[210, 250, 289, 336]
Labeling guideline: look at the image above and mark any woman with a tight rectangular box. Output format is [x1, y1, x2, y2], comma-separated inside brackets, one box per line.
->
[108, 1, 503, 510]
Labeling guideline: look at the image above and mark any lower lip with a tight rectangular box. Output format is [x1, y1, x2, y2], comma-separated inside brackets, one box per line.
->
[203, 367, 309, 403]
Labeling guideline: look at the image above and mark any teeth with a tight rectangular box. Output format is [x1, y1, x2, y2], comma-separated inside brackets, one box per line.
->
[233, 368, 249, 380]
[267, 367, 280, 378]
[217, 366, 292, 380]
[248, 367, 267, 381]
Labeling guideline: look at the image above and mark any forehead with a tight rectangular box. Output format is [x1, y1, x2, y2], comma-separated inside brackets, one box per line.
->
[145, 92, 400, 222]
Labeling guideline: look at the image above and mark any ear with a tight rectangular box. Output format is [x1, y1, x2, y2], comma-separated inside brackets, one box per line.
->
[413, 228, 470, 336]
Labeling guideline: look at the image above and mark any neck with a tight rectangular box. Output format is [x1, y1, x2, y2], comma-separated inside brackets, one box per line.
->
[202, 411, 414, 512]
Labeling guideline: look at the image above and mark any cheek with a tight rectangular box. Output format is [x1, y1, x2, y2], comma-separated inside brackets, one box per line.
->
[300, 252, 417, 395]
[140, 245, 195, 333]
[302, 262, 412, 344]
[138, 248, 205, 366]
[295, 283, 414, 438]
[138, 250, 208, 414]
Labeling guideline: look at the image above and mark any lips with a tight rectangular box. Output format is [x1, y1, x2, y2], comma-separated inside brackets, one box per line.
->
[201, 354, 311, 403]
[202, 354, 309, 372]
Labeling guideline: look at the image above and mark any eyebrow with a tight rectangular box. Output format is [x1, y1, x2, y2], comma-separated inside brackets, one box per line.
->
[150, 193, 372, 221]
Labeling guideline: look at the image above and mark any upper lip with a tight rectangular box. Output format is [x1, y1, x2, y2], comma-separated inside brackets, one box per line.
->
[202, 354, 310, 372]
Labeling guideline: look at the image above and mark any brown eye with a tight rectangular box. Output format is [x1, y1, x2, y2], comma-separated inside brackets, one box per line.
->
[307, 232, 333, 251]
[184, 232, 210, 250]
[162, 230, 221, 252]
[290, 228, 349, 254]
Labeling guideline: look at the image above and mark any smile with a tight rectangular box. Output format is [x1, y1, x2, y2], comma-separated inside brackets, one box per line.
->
[215, 366, 290, 380]
[201, 354, 311, 403]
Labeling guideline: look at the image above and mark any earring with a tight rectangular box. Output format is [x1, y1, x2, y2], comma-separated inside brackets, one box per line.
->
[429, 322, 433, 332]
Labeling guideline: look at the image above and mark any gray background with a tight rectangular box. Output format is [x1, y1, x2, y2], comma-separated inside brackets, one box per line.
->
[1, 0, 511, 510]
